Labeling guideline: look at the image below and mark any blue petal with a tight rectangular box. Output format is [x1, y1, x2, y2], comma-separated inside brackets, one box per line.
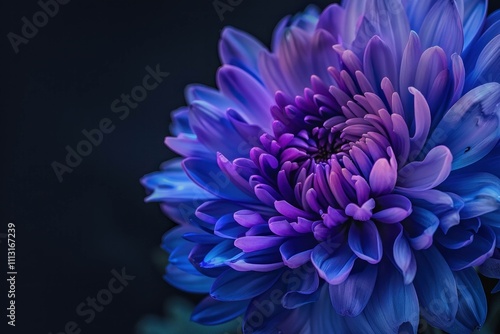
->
[403, 207, 439, 250]
[392, 223, 417, 284]
[218, 27, 266, 82]
[279, 236, 316, 268]
[195, 200, 248, 225]
[164, 264, 214, 293]
[486, 9, 500, 29]
[191, 296, 249, 325]
[341, 0, 367, 48]
[440, 172, 500, 219]
[243, 286, 311, 334]
[201, 239, 241, 269]
[282, 270, 320, 309]
[215, 214, 248, 239]
[310, 284, 350, 333]
[188, 101, 246, 160]
[363, 36, 398, 95]
[217, 65, 274, 131]
[183, 158, 255, 202]
[169, 107, 192, 136]
[329, 262, 377, 317]
[344, 263, 419, 333]
[398, 146, 452, 191]
[228, 247, 285, 272]
[464, 17, 500, 71]
[425, 82, 500, 170]
[478, 249, 500, 289]
[466, 35, 500, 90]
[419, 0, 464, 59]
[399, 31, 422, 118]
[405, 0, 434, 32]
[361, 0, 410, 67]
[440, 225, 496, 270]
[348, 220, 383, 264]
[211, 269, 283, 301]
[443, 268, 487, 333]
[312, 241, 357, 285]
[413, 247, 458, 328]
[316, 4, 345, 40]
[462, 0, 488, 52]
[142, 159, 214, 204]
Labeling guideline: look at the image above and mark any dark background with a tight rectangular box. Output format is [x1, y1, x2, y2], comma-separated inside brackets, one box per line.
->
[1, 1, 499, 333]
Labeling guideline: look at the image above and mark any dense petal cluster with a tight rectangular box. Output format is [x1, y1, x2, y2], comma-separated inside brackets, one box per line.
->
[143, 1, 500, 333]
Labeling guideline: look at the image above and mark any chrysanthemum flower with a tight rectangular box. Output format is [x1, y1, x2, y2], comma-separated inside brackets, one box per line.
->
[142, 1, 500, 333]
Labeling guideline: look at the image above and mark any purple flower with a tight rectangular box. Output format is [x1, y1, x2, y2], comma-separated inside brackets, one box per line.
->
[142, 1, 500, 333]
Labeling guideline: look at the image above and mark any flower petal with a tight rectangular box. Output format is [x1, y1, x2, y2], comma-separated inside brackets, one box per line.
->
[413, 247, 459, 328]
[329, 262, 377, 317]
[312, 241, 357, 285]
[425, 82, 500, 170]
[443, 268, 487, 333]
[419, 0, 464, 59]
[462, 0, 488, 52]
[344, 263, 419, 334]
[348, 220, 383, 264]
[440, 172, 500, 219]
[403, 207, 440, 250]
[440, 225, 496, 270]
[398, 146, 453, 191]
[191, 296, 249, 325]
[211, 269, 283, 301]
[219, 27, 266, 81]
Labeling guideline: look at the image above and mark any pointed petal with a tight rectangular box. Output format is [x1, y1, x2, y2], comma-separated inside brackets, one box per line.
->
[466, 35, 500, 90]
[443, 268, 487, 333]
[211, 269, 283, 301]
[312, 242, 357, 285]
[413, 247, 458, 328]
[191, 296, 249, 325]
[164, 264, 215, 293]
[217, 65, 274, 130]
[344, 263, 419, 334]
[363, 36, 398, 93]
[348, 221, 383, 264]
[462, 0, 488, 51]
[329, 262, 377, 317]
[219, 27, 266, 80]
[419, 0, 464, 59]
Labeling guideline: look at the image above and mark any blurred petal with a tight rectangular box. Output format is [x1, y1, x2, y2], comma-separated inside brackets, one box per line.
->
[219, 27, 266, 80]
[191, 296, 249, 325]
[211, 269, 283, 301]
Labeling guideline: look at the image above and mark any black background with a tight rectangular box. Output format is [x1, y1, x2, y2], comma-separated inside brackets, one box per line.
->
[1, 1, 499, 333]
